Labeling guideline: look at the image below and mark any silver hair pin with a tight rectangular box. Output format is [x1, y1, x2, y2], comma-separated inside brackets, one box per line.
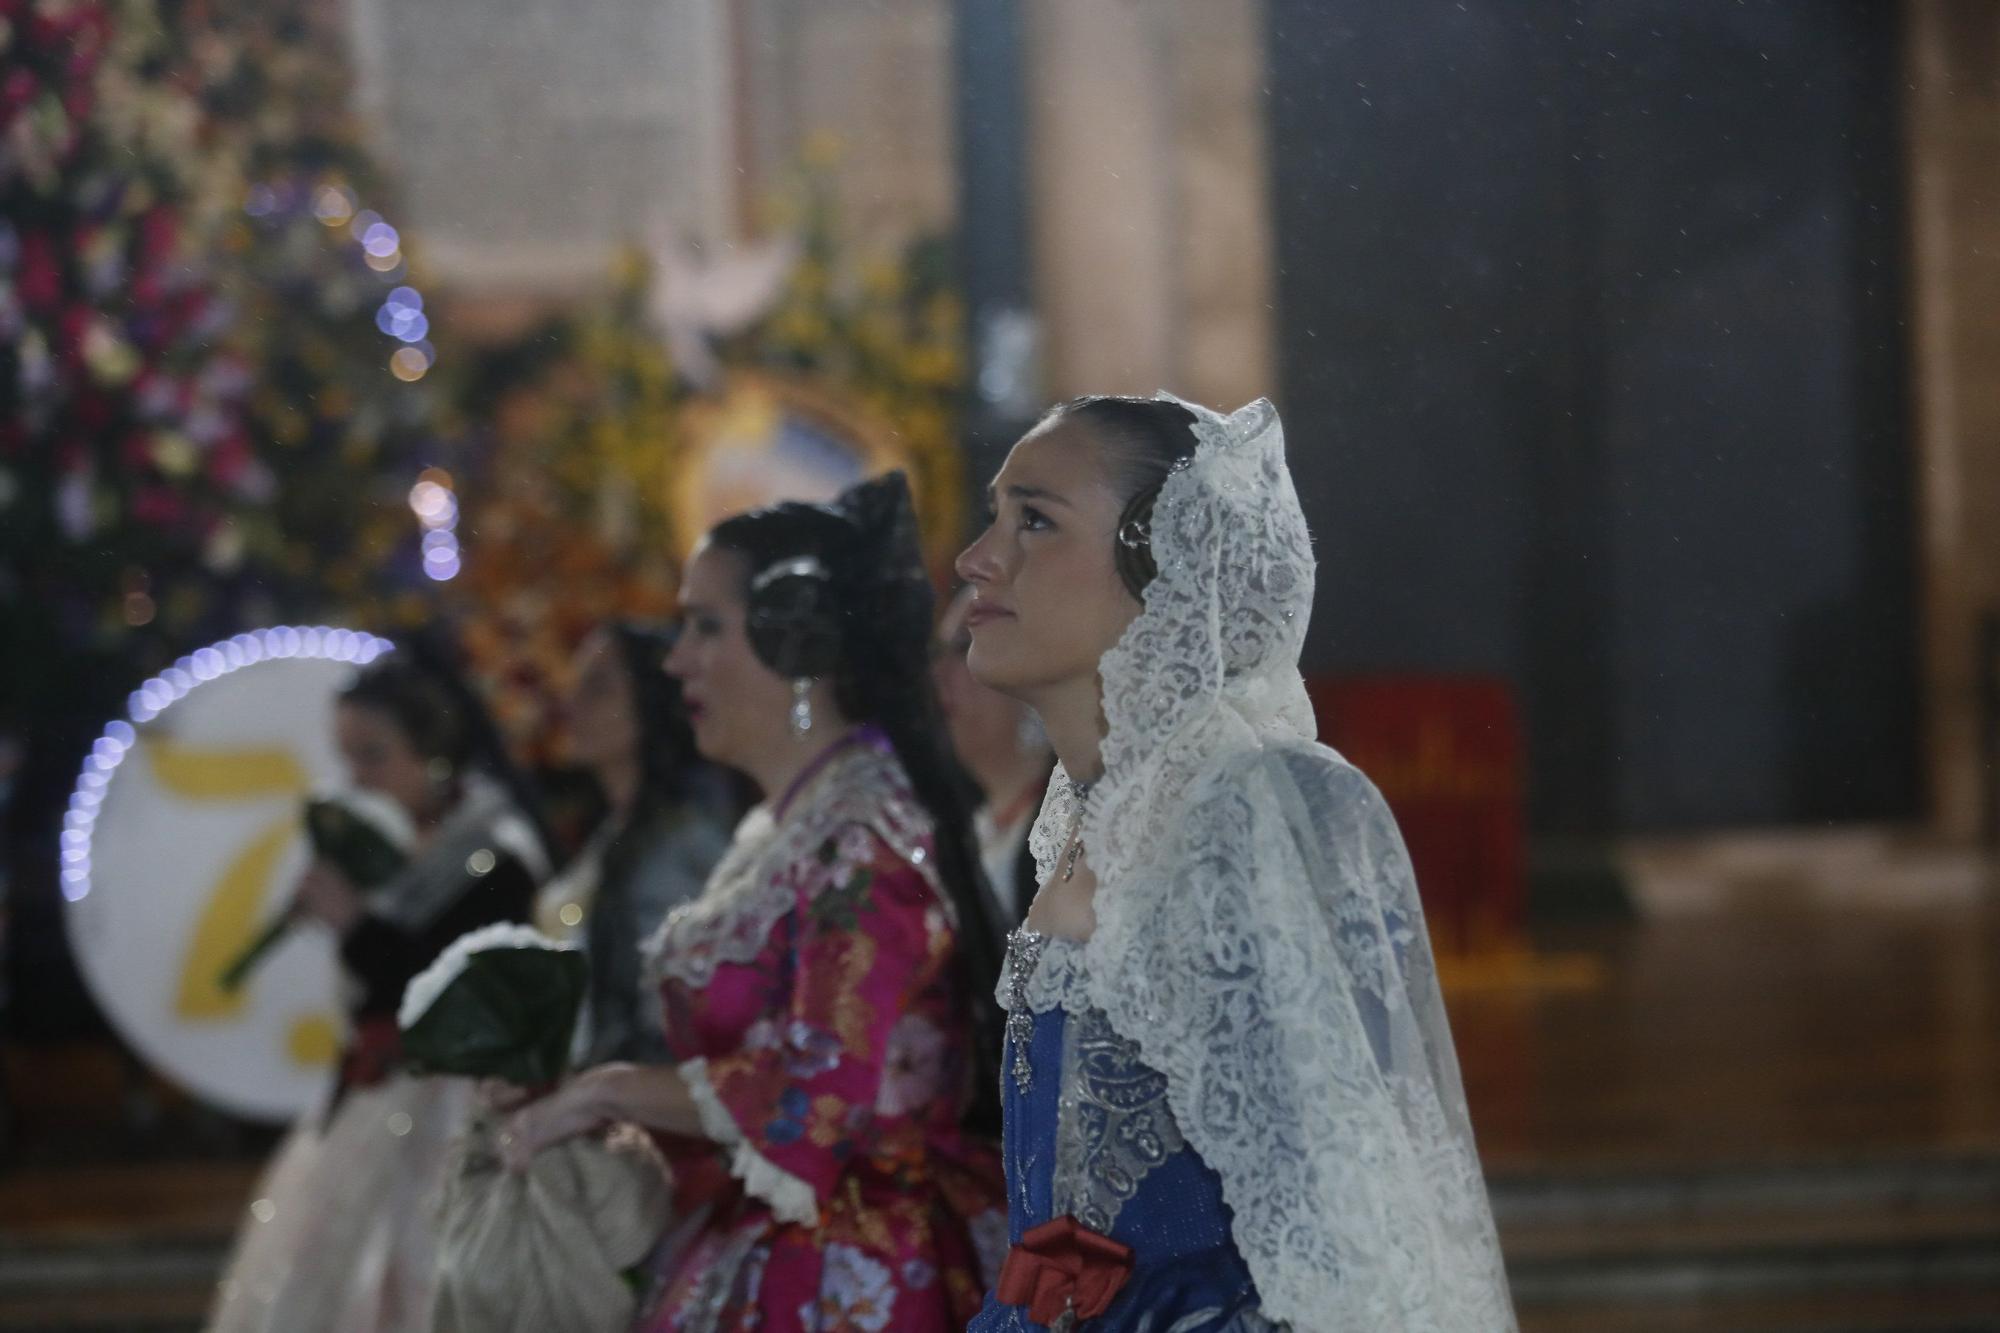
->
[750, 555, 829, 592]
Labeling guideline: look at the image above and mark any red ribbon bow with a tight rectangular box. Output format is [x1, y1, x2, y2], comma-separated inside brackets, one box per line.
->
[996, 1215, 1134, 1326]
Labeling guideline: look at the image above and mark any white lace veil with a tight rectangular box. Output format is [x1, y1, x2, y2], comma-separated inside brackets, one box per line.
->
[1029, 396, 1516, 1330]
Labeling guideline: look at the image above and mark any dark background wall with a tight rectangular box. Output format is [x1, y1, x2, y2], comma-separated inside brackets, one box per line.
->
[1266, 0, 1917, 835]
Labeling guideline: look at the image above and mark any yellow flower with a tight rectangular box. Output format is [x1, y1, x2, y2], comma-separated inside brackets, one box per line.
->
[149, 433, 199, 477]
[800, 130, 846, 170]
[790, 262, 831, 302]
[924, 291, 964, 331]
[859, 259, 903, 299]
[774, 308, 830, 347]
[82, 321, 140, 386]
[908, 346, 962, 387]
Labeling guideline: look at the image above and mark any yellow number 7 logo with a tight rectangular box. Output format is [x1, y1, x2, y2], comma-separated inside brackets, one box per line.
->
[149, 735, 342, 1069]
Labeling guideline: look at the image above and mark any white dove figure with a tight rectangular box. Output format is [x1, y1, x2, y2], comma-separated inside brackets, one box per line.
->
[644, 226, 802, 388]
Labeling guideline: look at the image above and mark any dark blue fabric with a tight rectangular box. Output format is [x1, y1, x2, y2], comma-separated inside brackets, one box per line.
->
[969, 1004, 1270, 1332]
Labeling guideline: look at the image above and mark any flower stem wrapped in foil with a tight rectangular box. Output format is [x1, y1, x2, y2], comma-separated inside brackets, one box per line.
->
[400, 924, 675, 1333]
[217, 791, 414, 993]
[397, 923, 587, 1087]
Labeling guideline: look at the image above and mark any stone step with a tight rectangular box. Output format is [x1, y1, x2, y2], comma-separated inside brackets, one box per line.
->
[0, 1239, 217, 1332]
[1495, 1156, 2000, 1330]
[5, 1157, 2000, 1330]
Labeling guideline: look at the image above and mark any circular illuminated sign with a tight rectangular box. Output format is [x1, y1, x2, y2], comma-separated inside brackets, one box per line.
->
[61, 627, 394, 1121]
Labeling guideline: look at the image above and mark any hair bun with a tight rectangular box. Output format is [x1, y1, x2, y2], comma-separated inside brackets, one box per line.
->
[837, 472, 932, 651]
[744, 552, 843, 680]
[834, 473, 921, 580]
[732, 471, 929, 681]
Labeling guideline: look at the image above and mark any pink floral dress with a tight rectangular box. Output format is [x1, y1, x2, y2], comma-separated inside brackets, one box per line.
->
[637, 729, 1006, 1332]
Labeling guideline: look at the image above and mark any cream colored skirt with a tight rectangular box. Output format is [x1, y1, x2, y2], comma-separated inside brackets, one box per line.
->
[207, 1074, 472, 1333]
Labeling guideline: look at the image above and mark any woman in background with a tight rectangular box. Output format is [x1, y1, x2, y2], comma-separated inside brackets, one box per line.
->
[210, 651, 547, 1333]
[502, 474, 1008, 1332]
[535, 621, 736, 1065]
[932, 585, 1052, 930]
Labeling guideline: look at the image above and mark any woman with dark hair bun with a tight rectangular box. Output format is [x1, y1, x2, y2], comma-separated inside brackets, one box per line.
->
[534, 621, 737, 1064]
[211, 648, 549, 1333]
[503, 472, 1007, 1332]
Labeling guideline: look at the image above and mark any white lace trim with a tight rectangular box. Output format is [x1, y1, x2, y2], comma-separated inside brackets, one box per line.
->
[1027, 396, 1516, 1330]
[641, 737, 944, 994]
[396, 922, 572, 1031]
[677, 1057, 818, 1227]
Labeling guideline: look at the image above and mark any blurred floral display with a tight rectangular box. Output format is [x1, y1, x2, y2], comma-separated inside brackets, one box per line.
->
[0, 0, 441, 738]
[444, 153, 967, 762]
[1, 1, 968, 778]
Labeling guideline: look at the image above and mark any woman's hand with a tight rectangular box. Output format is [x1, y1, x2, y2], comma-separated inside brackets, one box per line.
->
[500, 1074, 610, 1171]
[477, 1079, 535, 1114]
[499, 1063, 703, 1170]
[290, 861, 364, 934]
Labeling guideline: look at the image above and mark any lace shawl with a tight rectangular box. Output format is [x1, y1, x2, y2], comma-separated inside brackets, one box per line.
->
[1030, 396, 1516, 1330]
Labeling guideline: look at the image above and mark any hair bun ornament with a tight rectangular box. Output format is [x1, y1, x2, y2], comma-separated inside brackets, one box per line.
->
[738, 471, 933, 683]
[744, 551, 842, 680]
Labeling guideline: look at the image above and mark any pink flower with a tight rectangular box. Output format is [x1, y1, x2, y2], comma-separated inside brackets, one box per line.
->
[206, 435, 252, 490]
[875, 1013, 947, 1117]
[1, 69, 38, 119]
[130, 485, 188, 529]
[16, 231, 59, 311]
[798, 1243, 895, 1332]
[138, 207, 179, 268]
[780, 1019, 843, 1079]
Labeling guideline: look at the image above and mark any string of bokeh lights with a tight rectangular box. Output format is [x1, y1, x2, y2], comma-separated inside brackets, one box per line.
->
[409, 467, 460, 582]
[308, 185, 435, 381]
[312, 187, 460, 580]
[61, 627, 396, 903]
[69, 185, 447, 896]
[247, 181, 462, 583]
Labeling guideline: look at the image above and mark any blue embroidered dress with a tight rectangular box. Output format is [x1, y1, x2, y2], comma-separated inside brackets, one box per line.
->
[968, 929, 1284, 1332]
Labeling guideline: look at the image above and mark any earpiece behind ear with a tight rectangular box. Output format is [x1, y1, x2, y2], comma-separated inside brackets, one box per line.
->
[746, 558, 843, 680]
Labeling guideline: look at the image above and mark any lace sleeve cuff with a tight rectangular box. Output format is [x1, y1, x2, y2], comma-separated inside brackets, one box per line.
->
[677, 1057, 820, 1226]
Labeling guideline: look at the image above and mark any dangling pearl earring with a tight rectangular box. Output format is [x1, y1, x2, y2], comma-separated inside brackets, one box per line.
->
[1016, 710, 1048, 755]
[789, 678, 815, 742]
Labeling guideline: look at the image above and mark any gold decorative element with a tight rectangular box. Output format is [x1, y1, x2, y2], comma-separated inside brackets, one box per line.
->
[143, 735, 309, 801]
[669, 372, 960, 570]
[176, 814, 297, 1020]
[286, 1014, 341, 1068]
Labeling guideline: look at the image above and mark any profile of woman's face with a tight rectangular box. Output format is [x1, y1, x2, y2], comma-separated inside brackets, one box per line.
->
[335, 701, 434, 819]
[953, 419, 1140, 701]
[662, 539, 800, 778]
[566, 628, 640, 774]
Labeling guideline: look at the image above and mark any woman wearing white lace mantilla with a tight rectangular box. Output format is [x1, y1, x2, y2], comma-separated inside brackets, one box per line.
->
[956, 396, 1516, 1331]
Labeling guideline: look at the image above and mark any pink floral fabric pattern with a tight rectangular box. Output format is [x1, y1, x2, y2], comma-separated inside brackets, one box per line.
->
[638, 737, 1003, 1333]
